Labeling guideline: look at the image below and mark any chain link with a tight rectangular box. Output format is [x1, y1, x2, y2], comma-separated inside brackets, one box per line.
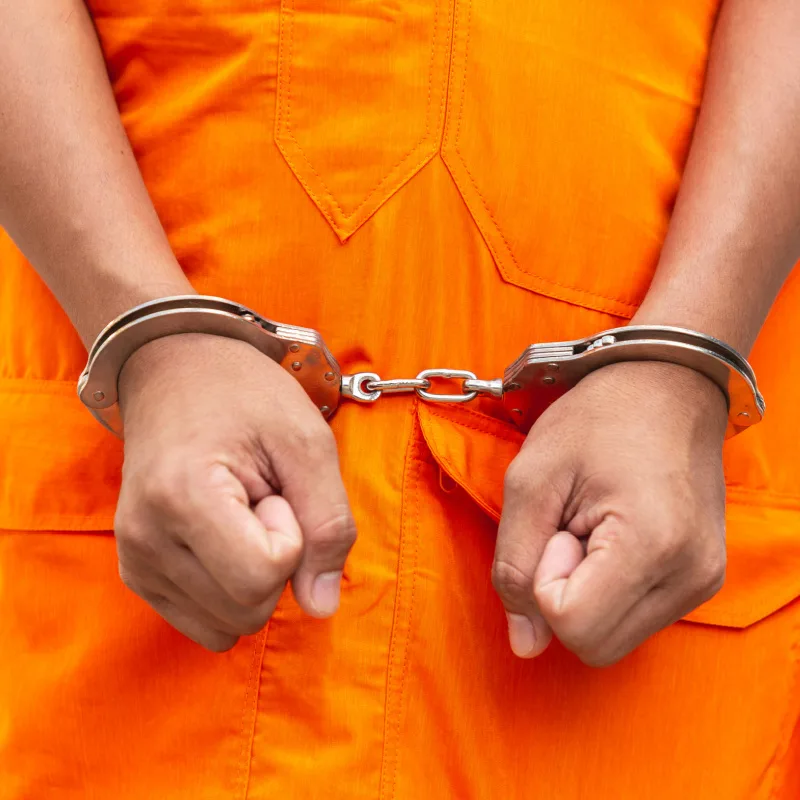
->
[341, 369, 504, 404]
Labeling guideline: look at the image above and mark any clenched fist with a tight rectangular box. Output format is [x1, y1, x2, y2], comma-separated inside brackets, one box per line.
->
[494, 361, 728, 666]
[114, 333, 356, 651]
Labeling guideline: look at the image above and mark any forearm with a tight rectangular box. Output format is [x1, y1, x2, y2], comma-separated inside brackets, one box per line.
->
[634, 0, 800, 354]
[0, 0, 192, 346]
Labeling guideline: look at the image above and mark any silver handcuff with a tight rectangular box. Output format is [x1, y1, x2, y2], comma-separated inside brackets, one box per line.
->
[78, 295, 765, 439]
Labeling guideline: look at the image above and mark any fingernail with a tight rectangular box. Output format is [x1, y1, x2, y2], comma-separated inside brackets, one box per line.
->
[506, 613, 536, 658]
[311, 571, 342, 617]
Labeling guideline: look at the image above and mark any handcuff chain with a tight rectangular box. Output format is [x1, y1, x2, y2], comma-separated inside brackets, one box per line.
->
[341, 369, 504, 405]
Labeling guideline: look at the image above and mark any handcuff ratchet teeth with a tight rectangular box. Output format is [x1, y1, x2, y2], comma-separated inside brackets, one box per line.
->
[78, 295, 765, 439]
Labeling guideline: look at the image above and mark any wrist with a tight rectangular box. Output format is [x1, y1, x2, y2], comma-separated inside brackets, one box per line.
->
[588, 360, 729, 436]
[78, 275, 195, 346]
[632, 291, 754, 356]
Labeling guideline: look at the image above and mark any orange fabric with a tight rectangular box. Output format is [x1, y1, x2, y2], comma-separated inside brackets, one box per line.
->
[1, 0, 800, 796]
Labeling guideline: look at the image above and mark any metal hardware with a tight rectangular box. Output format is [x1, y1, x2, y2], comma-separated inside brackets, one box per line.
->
[78, 295, 341, 435]
[366, 377, 430, 394]
[339, 369, 503, 405]
[78, 297, 765, 441]
[502, 325, 766, 439]
[463, 377, 505, 397]
[341, 373, 382, 403]
[416, 369, 479, 403]
[586, 334, 618, 351]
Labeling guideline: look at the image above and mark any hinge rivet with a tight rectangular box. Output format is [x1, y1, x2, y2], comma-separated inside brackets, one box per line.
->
[324, 372, 336, 382]
[542, 376, 556, 385]
[320, 405, 331, 414]
[93, 391, 105, 402]
[289, 343, 301, 353]
[547, 363, 560, 371]
[291, 361, 302, 371]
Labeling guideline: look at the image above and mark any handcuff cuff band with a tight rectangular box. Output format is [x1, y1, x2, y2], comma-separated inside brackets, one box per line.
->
[78, 295, 765, 439]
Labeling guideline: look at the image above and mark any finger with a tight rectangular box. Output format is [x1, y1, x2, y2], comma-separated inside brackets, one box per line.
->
[534, 516, 658, 660]
[181, 467, 303, 608]
[134, 583, 239, 652]
[119, 552, 257, 636]
[568, 548, 726, 667]
[569, 585, 676, 666]
[277, 424, 356, 619]
[492, 457, 568, 658]
[531, 530, 585, 610]
[157, 526, 288, 636]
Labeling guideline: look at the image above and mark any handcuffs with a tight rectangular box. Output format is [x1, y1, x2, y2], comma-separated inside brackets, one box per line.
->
[78, 295, 765, 439]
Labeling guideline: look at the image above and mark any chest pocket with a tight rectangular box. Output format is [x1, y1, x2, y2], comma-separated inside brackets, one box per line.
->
[275, 0, 454, 241]
[440, 0, 720, 318]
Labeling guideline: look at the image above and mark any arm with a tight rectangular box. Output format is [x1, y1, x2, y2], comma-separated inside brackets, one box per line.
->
[0, 0, 191, 344]
[0, 0, 355, 649]
[494, 0, 800, 665]
[634, 0, 800, 352]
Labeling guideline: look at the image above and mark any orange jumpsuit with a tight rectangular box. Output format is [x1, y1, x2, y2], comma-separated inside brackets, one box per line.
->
[1, 0, 800, 797]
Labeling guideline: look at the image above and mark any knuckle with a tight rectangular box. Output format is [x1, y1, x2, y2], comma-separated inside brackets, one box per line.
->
[307, 510, 357, 554]
[650, 530, 685, 565]
[491, 558, 533, 603]
[542, 600, 595, 653]
[227, 571, 279, 608]
[575, 646, 620, 669]
[115, 518, 159, 563]
[224, 546, 294, 607]
[117, 562, 140, 594]
[202, 632, 240, 654]
[694, 548, 727, 600]
[232, 609, 273, 637]
[130, 459, 189, 514]
[503, 460, 532, 500]
[140, 471, 181, 512]
[285, 418, 337, 462]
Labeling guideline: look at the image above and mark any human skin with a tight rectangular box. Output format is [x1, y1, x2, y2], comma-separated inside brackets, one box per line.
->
[0, 0, 798, 657]
[493, 0, 800, 665]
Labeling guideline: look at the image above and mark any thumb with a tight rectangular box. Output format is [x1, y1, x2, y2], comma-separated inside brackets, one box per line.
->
[276, 423, 357, 619]
[493, 456, 569, 658]
[533, 531, 586, 620]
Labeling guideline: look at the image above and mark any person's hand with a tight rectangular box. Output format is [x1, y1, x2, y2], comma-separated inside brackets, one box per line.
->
[492, 361, 728, 666]
[114, 333, 356, 651]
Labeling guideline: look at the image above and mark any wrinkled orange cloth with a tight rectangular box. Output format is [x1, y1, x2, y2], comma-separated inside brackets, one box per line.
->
[1, 0, 800, 797]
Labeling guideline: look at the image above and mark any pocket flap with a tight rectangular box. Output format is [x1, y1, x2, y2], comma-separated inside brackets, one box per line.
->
[417, 402, 800, 629]
[418, 402, 523, 521]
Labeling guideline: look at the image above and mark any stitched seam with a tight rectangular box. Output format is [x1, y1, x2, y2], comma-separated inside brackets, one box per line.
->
[684, 579, 800, 627]
[420, 416, 502, 521]
[421, 403, 523, 444]
[391, 438, 420, 800]
[444, 0, 638, 315]
[453, 150, 639, 310]
[440, 0, 461, 147]
[236, 627, 269, 799]
[451, 0, 471, 152]
[379, 405, 421, 800]
[277, 0, 442, 223]
[765, 609, 800, 798]
[726, 487, 800, 508]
